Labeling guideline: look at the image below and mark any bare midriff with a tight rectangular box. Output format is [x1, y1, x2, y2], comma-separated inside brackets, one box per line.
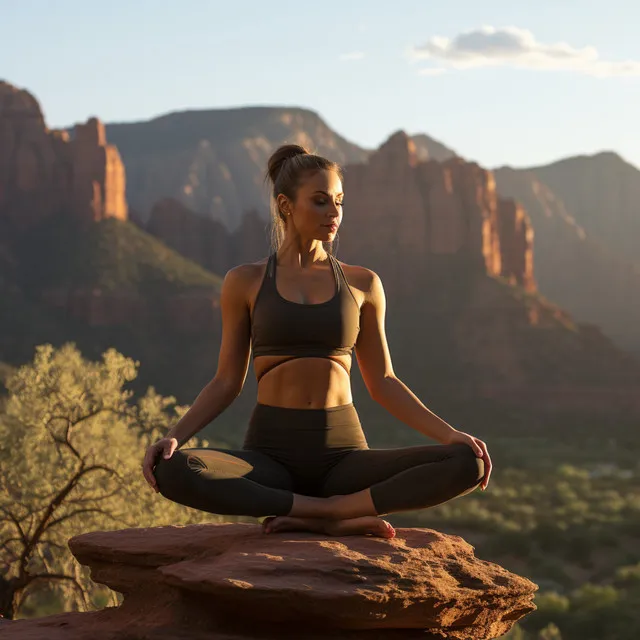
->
[254, 355, 353, 409]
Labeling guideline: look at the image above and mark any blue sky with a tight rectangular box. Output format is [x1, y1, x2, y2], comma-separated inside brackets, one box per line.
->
[3, 0, 640, 169]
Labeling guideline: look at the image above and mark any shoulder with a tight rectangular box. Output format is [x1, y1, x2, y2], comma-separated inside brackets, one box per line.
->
[333, 258, 383, 300]
[225, 257, 269, 284]
[221, 257, 269, 302]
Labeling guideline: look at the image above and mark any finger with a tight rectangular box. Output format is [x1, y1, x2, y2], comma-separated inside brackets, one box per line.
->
[142, 464, 157, 490]
[484, 452, 492, 488]
[472, 438, 483, 457]
[142, 459, 158, 490]
[166, 439, 178, 458]
[482, 444, 492, 486]
[473, 440, 487, 488]
[142, 450, 160, 490]
[478, 442, 492, 489]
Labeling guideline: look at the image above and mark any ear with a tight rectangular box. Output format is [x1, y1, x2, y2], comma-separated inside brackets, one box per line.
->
[276, 193, 290, 215]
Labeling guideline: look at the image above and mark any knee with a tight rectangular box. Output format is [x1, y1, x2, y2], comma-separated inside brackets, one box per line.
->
[452, 443, 484, 489]
[152, 451, 186, 498]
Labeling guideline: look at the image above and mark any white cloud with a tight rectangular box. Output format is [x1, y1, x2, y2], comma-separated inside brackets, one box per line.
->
[407, 25, 640, 77]
[339, 51, 365, 61]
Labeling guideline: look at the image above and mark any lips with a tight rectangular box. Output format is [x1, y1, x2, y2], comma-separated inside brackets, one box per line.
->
[325, 224, 338, 230]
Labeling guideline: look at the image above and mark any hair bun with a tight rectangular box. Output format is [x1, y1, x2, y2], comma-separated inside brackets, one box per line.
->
[284, 146, 309, 161]
[266, 144, 310, 185]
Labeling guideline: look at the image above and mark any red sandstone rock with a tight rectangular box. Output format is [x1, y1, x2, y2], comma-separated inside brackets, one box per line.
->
[0, 81, 127, 232]
[39, 286, 221, 333]
[163, 290, 220, 333]
[41, 287, 150, 326]
[147, 197, 234, 276]
[1, 523, 536, 639]
[496, 200, 536, 292]
[338, 132, 535, 296]
[70, 118, 127, 223]
[146, 198, 271, 276]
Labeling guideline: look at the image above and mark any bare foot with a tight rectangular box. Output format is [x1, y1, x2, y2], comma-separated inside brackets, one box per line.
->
[262, 515, 395, 538]
[325, 516, 396, 538]
[262, 516, 327, 535]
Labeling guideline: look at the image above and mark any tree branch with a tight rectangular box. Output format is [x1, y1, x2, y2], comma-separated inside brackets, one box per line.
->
[0, 506, 27, 545]
[20, 464, 122, 575]
[44, 508, 119, 532]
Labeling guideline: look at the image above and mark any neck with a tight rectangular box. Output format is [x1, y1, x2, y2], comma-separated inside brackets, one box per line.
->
[276, 242, 329, 269]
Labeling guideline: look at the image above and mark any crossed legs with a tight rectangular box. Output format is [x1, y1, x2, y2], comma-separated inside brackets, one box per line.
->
[153, 442, 484, 536]
[265, 442, 484, 536]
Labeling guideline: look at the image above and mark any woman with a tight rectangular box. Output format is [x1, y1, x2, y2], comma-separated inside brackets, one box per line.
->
[143, 144, 492, 539]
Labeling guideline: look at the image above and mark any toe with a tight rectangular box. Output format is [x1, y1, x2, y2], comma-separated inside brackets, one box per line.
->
[262, 516, 276, 533]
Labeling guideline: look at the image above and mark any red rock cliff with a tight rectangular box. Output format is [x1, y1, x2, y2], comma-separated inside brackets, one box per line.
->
[339, 131, 536, 296]
[0, 81, 127, 231]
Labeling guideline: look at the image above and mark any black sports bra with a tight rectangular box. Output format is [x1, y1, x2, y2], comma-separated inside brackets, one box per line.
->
[250, 252, 360, 382]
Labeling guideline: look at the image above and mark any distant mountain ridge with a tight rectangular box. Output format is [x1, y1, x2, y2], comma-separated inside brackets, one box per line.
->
[494, 152, 640, 350]
[99, 107, 461, 231]
[410, 133, 458, 162]
[101, 106, 369, 230]
[519, 151, 640, 267]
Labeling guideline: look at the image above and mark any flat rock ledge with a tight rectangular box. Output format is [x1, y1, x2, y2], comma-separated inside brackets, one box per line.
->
[1, 523, 537, 639]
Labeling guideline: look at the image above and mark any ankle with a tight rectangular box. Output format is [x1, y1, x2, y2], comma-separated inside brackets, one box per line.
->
[326, 491, 378, 520]
[325, 494, 348, 520]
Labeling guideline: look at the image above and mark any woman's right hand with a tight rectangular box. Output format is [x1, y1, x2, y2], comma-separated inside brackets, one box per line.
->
[142, 437, 179, 492]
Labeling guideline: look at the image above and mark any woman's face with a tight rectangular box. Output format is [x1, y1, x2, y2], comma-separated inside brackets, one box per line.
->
[280, 169, 343, 242]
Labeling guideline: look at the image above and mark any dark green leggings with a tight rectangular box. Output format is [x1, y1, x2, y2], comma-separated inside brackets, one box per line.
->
[153, 402, 484, 518]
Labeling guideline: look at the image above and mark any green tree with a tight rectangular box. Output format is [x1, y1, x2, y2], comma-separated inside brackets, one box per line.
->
[0, 343, 229, 620]
[568, 583, 622, 640]
[501, 622, 527, 639]
[538, 622, 563, 639]
[613, 563, 640, 588]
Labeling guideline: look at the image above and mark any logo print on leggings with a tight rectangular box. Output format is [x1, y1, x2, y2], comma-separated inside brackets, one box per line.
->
[187, 455, 208, 474]
[186, 452, 252, 479]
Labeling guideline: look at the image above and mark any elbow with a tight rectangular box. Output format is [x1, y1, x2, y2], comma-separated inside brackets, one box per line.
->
[213, 376, 243, 401]
[370, 375, 396, 404]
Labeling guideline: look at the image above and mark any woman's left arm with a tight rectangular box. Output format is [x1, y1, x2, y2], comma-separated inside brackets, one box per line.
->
[354, 269, 491, 489]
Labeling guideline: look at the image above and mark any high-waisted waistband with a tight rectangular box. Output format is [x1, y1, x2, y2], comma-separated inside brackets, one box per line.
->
[242, 401, 369, 496]
[254, 401, 356, 413]
[243, 402, 369, 450]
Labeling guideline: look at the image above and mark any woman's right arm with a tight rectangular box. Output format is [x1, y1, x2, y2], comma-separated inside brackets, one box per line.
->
[164, 265, 253, 448]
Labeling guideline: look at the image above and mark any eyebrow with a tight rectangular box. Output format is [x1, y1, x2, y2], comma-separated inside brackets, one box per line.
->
[313, 190, 344, 197]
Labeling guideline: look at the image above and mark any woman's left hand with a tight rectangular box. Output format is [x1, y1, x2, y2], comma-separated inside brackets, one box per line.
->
[444, 429, 492, 491]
